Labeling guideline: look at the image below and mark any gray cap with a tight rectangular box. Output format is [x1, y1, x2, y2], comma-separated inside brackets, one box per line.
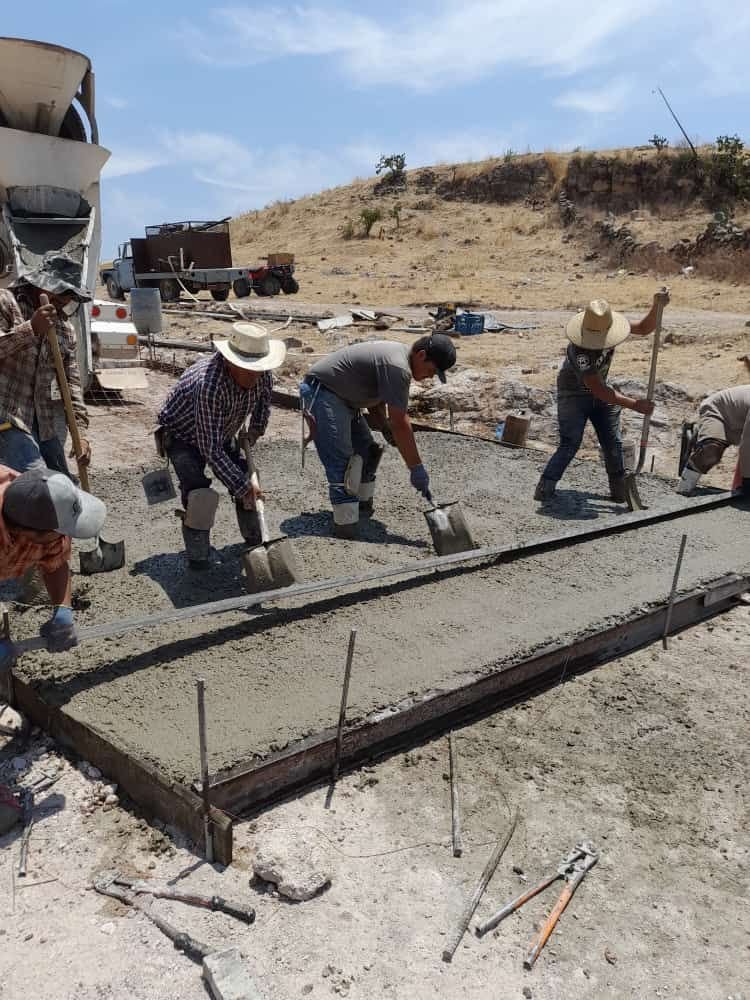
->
[19, 252, 92, 302]
[4, 470, 106, 539]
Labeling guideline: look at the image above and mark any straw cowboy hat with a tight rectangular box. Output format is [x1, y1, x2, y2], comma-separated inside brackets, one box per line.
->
[566, 299, 631, 350]
[215, 322, 286, 371]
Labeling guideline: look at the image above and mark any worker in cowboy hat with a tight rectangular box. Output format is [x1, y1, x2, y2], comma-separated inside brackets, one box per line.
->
[0, 251, 93, 480]
[157, 322, 286, 569]
[534, 289, 669, 503]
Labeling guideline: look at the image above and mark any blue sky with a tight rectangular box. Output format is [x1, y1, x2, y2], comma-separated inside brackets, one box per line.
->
[4, 2, 748, 257]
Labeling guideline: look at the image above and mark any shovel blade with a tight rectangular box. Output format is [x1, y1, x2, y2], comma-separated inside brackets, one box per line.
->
[142, 468, 177, 505]
[424, 502, 476, 556]
[623, 473, 647, 512]
[79, 538, 126, 575]
[241, 536, 304, 594]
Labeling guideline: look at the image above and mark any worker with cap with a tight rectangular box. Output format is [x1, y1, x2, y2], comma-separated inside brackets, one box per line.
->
[0, 251, 92, 479]
[676, 385, 750, 496]
[300, 334, 457, 538]
[534, 290, 669, 503]
[0, 464, 107, 672]
[157, 322, 286, 569]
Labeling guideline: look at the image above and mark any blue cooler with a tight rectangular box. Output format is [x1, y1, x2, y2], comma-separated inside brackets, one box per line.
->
[454, 312, 485, 335]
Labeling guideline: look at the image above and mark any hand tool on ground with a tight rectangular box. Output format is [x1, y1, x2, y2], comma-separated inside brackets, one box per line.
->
[624, 288, 669, 512]
[94, 872, 217, 962]
[662, 533, 688, 650]
[442, 807, 518, 963]
[475, 841, 599, 969]
[109, 871, 255, 923]
[238, 428, 304, 594]
[42, 295, 125, 574]
[423, 489, 476, 557]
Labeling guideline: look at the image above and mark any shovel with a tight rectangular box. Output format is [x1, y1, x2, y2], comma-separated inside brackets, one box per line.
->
[238, 432, 304, 594]
[42, 298, 125, 574]
[623, 289, 669, 512]
[423, 490, 476, 556]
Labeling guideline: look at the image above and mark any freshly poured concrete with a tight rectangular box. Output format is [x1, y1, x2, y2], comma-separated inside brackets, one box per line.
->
[11, 434, 750, 783]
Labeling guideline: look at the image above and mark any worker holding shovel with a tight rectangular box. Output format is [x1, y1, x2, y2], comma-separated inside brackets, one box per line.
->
[157, 323, 286, 569]
[534, 290, 669, 503]
[300, 335, 456, 538]
[0, 252, 92, 479]
[0, 463, 107, 672]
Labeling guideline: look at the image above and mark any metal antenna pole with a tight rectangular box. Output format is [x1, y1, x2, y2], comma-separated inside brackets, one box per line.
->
[654, 87, 697, 158]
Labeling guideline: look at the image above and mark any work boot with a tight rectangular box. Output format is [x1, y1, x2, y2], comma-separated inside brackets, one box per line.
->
[533, 477, 556, 501]
[609, 476, 627, 503]
[181, 524, 211, 570]
[359, 498, 374, 519]
[332, 502, 359, 539]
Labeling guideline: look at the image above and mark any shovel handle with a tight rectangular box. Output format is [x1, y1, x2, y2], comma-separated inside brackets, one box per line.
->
[44, 323, 89, 492]
[239, 431, 270, 544]
[634, 290, 668, 474]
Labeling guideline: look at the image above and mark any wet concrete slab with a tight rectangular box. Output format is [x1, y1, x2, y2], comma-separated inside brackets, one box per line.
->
[10, 433, 750, 784]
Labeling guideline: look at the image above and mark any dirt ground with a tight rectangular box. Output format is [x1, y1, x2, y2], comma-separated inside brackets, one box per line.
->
[2, 601, 748, 999]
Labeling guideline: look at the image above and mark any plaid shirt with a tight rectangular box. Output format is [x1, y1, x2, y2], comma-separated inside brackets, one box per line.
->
[158, 353, 273, 497]
[0, 464, 71, 580]
[0, 287, 88, 440]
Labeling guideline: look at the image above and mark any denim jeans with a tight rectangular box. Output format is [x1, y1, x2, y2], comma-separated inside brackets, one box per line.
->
[0, 417, 73, 479]
[299, 380, 374, 506]
[543, 392, 624, 483]
[165, 436, 246, 507]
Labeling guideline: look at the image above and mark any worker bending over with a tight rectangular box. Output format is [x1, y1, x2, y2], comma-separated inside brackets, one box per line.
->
[157, 323, 286, 569]
[300, 335, 456, 537]
[0, 465, 107, 671]
[677, 385, 750, 496]
[0, 252, 92, 478]
[535, 290, 669, 503]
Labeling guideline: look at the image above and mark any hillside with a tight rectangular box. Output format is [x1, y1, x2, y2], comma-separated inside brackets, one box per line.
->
[231, 147, 750, 313]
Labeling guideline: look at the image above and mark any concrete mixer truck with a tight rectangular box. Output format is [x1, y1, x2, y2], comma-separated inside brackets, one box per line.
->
[0, 35, 145, 391]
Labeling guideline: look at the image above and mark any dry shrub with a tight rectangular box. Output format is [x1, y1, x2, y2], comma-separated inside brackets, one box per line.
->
[415, 222, 439, 240]
[544, 151, 569, 193]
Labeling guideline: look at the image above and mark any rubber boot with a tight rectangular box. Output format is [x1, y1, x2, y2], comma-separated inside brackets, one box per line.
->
[358, 479, 376, 519]
[533, 477, 556, 501]
[235, 501, 262, 546]
[181, 524, 211, 570]
[332, 501, 359, 539]
[609, 476, 627, 503]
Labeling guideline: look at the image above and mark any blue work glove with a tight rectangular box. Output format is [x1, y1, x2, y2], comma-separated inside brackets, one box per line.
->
[39, 606, 78, 653]
[0, 640, 16, 673]
[410, 463, 430, 498]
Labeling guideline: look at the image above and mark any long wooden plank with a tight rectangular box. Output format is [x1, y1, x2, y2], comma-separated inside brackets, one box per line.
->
[11, 676, 234, 864]
[205, 572, 747, 815]
[14, 491, 738, 657]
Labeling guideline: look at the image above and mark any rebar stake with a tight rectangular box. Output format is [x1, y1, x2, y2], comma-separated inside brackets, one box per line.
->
[662, 533, 688, 650]
[196, 677, 213, 862]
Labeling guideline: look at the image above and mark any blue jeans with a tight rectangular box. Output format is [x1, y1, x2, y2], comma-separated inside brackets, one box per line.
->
[165, 435, 246, 507]
[0, 418, 73, 479]
[543, 393, 624, 483]
[299, 380, 375, 506]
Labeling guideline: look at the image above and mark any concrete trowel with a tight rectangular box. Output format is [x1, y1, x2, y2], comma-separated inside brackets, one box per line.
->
[238, 432, 304, 594]
[423, 491, 476, 556]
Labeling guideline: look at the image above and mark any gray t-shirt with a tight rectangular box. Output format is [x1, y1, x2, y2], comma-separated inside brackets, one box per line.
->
[309, 341, 412, 410]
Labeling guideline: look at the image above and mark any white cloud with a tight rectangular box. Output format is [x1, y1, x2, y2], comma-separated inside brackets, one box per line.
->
[103, 150, 170, 178]
[103, 96, 129, 110]
[180, 1, 655, 91]
[555, 79, 634, 115]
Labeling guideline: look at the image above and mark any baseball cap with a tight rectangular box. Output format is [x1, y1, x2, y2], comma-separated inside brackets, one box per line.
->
[4, 470, 106, 539]
[413, 333, 457, 383]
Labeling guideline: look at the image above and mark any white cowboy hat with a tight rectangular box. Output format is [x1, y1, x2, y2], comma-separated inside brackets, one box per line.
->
[566, 299, 631, 350]
[214, 322, 286, 371]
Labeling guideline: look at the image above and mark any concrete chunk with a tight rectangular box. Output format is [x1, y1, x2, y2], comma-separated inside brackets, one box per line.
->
[203, 948, 266, 1000]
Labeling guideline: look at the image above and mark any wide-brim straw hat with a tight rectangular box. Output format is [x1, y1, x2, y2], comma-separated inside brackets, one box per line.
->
[215, 322, 286, 371]
[566, 299, 631, 349]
